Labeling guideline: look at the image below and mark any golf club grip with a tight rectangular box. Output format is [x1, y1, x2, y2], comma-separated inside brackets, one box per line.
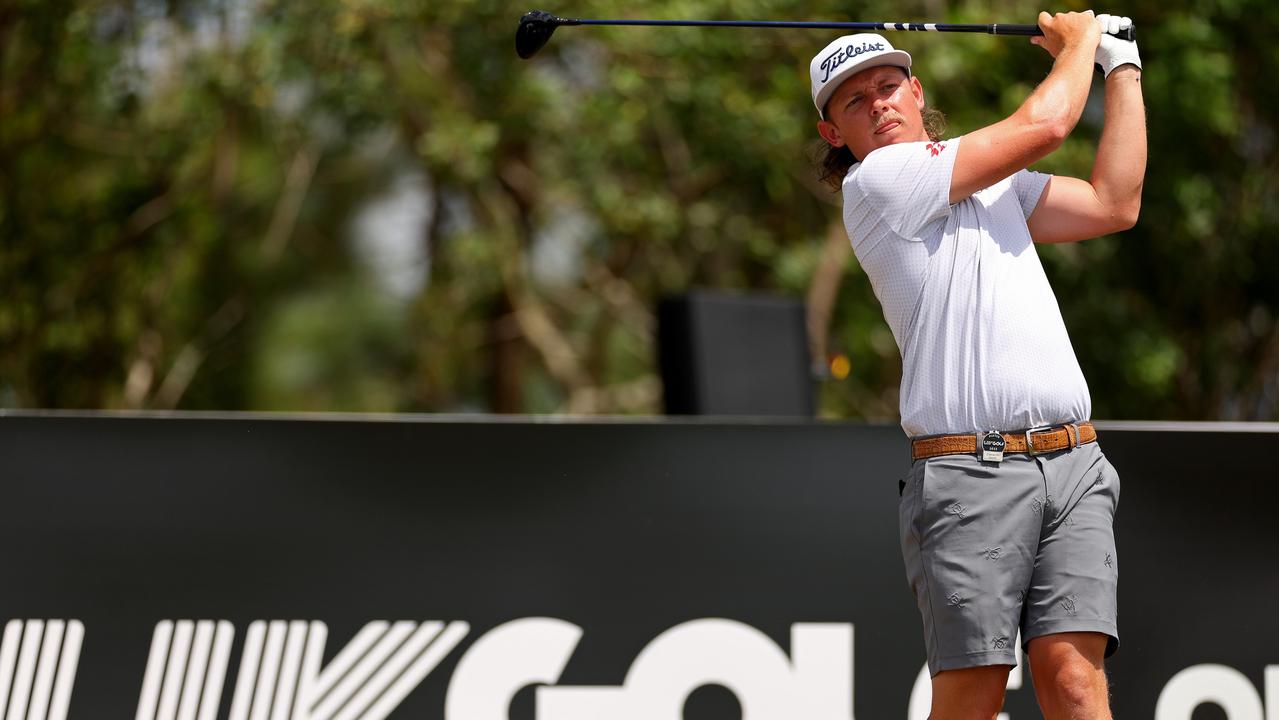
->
[988, 22, 1136, 41]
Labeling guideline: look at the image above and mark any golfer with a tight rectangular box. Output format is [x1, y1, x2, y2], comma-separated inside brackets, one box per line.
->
[810, 11, 1144, 719]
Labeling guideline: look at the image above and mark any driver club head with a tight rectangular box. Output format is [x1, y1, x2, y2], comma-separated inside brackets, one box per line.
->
[516, 10, 562, 59]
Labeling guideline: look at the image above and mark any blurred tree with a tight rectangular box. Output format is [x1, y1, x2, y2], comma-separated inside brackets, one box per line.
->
[1, 0, 1276, 420]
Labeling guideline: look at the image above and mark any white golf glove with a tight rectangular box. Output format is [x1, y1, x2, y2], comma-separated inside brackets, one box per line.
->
[1094, 13, 1140, 76]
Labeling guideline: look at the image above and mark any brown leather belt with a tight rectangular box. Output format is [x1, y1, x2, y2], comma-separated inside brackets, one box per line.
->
[911, 422, 1097, 462]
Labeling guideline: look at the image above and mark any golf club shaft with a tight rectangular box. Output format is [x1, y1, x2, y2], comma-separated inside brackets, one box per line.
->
[515, 11, 1136, 59]
[561, 18, 1134, 41]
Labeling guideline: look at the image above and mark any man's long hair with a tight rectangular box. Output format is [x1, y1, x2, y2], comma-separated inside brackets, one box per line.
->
[816, 106, 948, 191]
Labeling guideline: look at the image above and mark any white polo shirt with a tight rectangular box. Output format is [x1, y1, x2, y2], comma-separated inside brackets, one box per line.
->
[842, 136, 1091, 437]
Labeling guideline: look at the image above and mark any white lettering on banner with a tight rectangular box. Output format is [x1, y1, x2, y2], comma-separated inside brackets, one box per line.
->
[134, 620, 469, 720]
[444, 618, 583, 719]
[528, 620, 854, 720]
[135, 620, 234, 720]
[134, 618, 850, 720]
[0, 620, 85, 720]
[7, 617, 1277, 718]
[1155, 664, 1279, 720]
[907, 637, 1023, 720]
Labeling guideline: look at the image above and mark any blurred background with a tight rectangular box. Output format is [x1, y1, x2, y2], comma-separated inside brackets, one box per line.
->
[3, 0, 1277, 420]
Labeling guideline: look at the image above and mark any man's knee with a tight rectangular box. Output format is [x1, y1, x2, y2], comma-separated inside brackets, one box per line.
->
[1044, 659, 1107, 710]
[1028, 633, 1111, 717]
[931, 665, 1011, 720]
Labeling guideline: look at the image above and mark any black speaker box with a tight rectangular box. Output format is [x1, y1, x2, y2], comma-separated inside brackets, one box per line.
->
[658, 291, 814, 416]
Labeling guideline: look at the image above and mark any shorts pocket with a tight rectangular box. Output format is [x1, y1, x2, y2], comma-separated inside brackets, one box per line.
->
[898, 460, 926, 502]
[1104, 455, 1121, 509]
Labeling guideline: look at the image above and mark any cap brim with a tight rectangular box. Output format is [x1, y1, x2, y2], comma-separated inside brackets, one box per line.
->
[815, 51, 912, 119]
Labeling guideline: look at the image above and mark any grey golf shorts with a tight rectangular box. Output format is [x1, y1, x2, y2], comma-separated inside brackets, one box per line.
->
[898, 441, 1120, 676]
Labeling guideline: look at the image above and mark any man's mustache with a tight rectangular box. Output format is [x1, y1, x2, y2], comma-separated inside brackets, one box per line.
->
[874, 113, 906, 131]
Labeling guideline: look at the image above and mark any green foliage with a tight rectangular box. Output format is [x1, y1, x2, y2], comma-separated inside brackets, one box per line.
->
[2, 0, 1277, 419]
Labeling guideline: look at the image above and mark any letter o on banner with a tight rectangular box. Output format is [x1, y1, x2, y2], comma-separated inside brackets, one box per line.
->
[1155, 664, 1265, 720]
[622, 618, 796, 719]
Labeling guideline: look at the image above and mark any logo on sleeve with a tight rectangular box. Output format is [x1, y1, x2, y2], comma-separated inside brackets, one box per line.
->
[926, 141, 947, 157]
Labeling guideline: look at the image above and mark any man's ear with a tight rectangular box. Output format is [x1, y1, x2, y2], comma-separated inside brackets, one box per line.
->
[911, 75, 925, 111]
[817, 119, 845, 148]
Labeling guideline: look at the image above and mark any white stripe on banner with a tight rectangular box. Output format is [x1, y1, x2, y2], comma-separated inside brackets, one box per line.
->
[27, 619, 64, 720]
[176, 621, 215, 720]
[269, 622, 308, 720]
[309, 621, 415, 720]
[925, 23, 938, 31]
[249, 622, 288, 720]
[227, 622, 266, 720]
[196, 622, 234, 720]
[47, 621, 84, 720]
[293, 622, 328, 719]
[7, 620, 43, 720]
[361, 622, 470, 720]
[137, 622, 174, 720]
[0, 621, 21, 718]
[332, 622, 444, 720]
[305, 622, 382, 708]
[157, 621, 195, 720]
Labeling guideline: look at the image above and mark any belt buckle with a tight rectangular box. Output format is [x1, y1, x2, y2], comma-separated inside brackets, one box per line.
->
[979, 430, 1006, 463]
[1024, 425, 1055, 456]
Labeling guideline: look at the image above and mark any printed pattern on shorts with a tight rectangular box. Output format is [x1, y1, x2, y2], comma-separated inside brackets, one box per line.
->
[898, 443, 1120, 675]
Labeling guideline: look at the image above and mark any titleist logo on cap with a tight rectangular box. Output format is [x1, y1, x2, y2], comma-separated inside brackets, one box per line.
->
[820, 41, 886, 82]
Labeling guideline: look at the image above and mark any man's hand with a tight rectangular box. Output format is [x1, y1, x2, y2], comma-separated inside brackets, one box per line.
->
[949, 10, 1100, 204]
[1094, 14, 1141, 76]
[1031, 10, 1101, 59]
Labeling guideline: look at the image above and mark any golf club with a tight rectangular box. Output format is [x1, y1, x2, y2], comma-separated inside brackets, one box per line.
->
[516, 10, 1135, 59]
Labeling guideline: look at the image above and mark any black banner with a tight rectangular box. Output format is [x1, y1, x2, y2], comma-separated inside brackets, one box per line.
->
[1, 413, 1275, 719]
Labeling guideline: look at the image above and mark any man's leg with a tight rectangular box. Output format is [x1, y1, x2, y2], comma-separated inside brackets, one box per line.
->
[1026, 632, 1111, 720]
[929, 665, 1011, 720]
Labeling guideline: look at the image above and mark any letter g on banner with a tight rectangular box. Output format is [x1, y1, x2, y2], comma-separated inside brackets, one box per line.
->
[444, 618, 584, 720]
[538, 620, 853, 720]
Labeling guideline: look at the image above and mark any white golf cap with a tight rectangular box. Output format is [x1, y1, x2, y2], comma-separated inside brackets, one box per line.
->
[810, 33, 912, 119]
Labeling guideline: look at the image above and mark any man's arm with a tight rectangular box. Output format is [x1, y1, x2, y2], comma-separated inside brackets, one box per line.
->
[1028, 64, 1146, 243]
[947, 11, 1100, 205]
